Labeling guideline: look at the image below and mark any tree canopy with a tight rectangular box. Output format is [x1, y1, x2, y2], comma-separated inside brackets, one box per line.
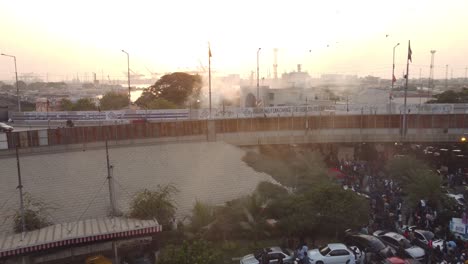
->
[73, 98, 97, 111]
[385, 156, 443, 207]
[135, 72, 202, 108]
[99, 92, 128, 110]
[129, 184, 178, 227]
[59, 98, 97, 111]
[158, 240, 221, 264]
[426, 88, 468, 103]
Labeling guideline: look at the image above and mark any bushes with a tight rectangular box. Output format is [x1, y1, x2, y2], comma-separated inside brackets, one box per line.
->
[129, 184, 178, 227]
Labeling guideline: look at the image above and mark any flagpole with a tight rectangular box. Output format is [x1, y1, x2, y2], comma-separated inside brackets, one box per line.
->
[402, 40, 411, 138]
[208, 43, 212, 119]
[391, 43, 400, 114]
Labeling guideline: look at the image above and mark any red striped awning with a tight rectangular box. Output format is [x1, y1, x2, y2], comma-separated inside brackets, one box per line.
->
[0, 217, 162, 258]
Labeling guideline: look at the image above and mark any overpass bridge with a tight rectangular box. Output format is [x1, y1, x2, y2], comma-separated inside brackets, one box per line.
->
[1, 113, 467, 155]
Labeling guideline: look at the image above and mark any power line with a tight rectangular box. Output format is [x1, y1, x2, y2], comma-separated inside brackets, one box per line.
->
[66, 178, 108, 234]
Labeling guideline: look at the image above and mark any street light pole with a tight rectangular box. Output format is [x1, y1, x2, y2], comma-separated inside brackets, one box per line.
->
[390, 43, 400, 114]
[1, 53, 21, 112]
[256, 48, 261, 106]
[121, 50, 131, 108]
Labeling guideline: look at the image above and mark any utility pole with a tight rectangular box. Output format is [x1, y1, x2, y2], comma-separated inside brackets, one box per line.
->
[1, 53, 21, 111]
[208, 43, 212, 119]
[105, 140, 116, 216]
[15, 145, 26, 237]
[429, 50, 436, 96]
[445, 64, 449, 90]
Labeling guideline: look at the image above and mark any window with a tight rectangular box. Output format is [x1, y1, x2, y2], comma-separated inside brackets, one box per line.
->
[381, 236, 398, 248]
[319, 246, 331, 256]
[329, 249, 350, 256]
[415, 233, 425, 242]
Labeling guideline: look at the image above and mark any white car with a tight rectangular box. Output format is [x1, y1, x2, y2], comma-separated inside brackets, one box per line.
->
[446, 193, 465, 207]
[307, 243, 356, 264]
[240, 247, 294, 264]
[0, 122, 13, 132]
[375, 231, 425, 261]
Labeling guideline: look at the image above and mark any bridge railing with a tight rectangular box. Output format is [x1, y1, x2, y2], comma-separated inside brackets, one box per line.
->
[3, 114, 468, 150]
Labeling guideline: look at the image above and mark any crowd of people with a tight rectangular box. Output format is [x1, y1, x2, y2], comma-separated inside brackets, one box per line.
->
[337, 155, 468, 264]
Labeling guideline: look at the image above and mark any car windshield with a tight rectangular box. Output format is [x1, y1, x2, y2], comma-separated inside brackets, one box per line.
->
[281, 247, 293, 256]
[400, 238, 413, 249]
[319, 246, 331, 256]
[421, 231, 435, 240]
[370, 239, 386, 251]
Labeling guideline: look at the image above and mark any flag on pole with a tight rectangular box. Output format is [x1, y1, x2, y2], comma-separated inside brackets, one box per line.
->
[392, 74, 397, 83]
[408, 41, 412, 62]
[209, 46, 212, 58]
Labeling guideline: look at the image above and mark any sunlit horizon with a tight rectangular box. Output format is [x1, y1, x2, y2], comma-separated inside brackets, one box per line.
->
[1, 0, 468, 82]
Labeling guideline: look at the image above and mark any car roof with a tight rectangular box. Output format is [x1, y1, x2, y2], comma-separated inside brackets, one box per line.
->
[414, 230, 434, 238]
[383, 232, 406, 241]
[351, 234, 380, 241]
[268, 247, 285, 254]
[327, 243, 347, 250]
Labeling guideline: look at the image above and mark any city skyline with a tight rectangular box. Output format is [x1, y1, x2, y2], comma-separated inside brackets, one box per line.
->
[1, 0, 468, 82]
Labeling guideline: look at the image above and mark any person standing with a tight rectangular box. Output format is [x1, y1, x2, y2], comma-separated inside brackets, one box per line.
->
[297, 239, 309, 264]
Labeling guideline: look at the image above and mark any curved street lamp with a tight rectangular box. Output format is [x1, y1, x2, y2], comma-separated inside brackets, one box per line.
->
[1, 53, 21, 112]
[256, 48, 261, 106]
[390, 43, 400, 113]
[121, 50, 131, 108]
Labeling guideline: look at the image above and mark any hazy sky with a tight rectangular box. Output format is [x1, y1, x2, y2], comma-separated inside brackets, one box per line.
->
[1, 0, 467, 82]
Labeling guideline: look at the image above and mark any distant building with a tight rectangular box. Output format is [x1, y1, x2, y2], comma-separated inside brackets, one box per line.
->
[35, 98, 63, 112]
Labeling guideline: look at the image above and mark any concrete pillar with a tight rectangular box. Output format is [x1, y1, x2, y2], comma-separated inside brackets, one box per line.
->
[207, 120, 216, 141]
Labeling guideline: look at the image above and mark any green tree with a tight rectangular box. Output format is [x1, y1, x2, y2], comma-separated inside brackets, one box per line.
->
[99, 92, 128, 110]
[189, 201, 216, 233]
[136, 72, 202, 107]
[12, 193, 53, 233]
[72, 98, 97, 111]
[386, 156, 443, 207]
[15, 80, 27, 91]
[60, 98, 74, 111]
[271, 181, 369, 240]
[158, 240, 221, 264]
[427, 88, 468, 103]
[129, 184, 178, 227]
[146, 98, 179, 109]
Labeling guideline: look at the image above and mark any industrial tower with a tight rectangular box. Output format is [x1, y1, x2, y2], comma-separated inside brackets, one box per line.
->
[428, 50, 436, 94]
[273, 48, 278, 80]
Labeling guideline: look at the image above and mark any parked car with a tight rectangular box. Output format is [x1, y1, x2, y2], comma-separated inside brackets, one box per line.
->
[381, 257, 421, 264]
[411, 229, 444, 251]
[373, 231, 425, 261]
[240, 247, 294, 264]
[446, 193, 465, 207]
[0, 122, 13, 132]
[307, 243, 357, 264]
[344, 234, 395, 261]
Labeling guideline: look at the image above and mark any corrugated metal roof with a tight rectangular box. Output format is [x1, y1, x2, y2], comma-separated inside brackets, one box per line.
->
[0, 217, 161, 258]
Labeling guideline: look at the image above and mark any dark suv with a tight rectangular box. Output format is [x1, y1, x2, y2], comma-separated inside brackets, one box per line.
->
[345, 234, 396, 261]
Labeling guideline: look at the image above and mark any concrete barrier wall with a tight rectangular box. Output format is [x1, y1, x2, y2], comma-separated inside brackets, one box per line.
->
[0, 134, 7, 150]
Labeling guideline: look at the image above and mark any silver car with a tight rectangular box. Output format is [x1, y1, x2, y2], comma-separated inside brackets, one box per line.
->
[240, 247, 294, 264]
[375, 231, 425, 261]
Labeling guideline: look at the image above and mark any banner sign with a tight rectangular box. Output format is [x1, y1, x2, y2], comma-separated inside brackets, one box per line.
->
[10, 104, 465, 121]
